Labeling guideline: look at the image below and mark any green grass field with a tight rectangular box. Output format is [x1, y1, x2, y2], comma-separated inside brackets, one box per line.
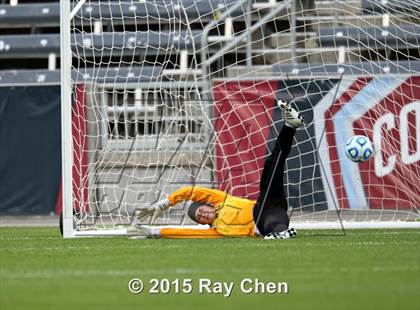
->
[0, 228, 419, 310]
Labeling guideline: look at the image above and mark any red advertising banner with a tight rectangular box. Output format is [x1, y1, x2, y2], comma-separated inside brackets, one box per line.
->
[212, 80, 278, 200]
[213, 77, 420, 210]
[352, 77, 420, 209]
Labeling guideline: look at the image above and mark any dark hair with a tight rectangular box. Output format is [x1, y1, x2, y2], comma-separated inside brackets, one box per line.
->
[187, 202, 205, 222]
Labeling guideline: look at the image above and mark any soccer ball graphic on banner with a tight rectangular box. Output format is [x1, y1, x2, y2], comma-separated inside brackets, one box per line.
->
[345, 135, 374, 163]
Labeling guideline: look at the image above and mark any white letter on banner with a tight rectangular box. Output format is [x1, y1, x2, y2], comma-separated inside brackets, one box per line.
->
[400, 101, 420, 165]
[374, 113, 396, 177]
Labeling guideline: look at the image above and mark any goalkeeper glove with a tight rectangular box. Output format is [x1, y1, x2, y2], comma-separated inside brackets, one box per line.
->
[127, 225, 153, 238]
[127, 225, 156, 238]
[135, 198, 171, 223]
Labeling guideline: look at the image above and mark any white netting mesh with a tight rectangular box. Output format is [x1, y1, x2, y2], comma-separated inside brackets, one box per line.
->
[68, 0, 420, 231]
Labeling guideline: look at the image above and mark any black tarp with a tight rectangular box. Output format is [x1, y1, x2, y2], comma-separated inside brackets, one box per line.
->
[0, 86, 61, 214]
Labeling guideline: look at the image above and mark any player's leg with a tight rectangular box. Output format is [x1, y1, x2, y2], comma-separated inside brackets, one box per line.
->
[258, 124, 297, 202]
[253, 125, 295, 235]
[253, 101, 304, 237]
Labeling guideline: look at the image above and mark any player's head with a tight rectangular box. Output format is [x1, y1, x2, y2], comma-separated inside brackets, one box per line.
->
[188, 202, 216, 225]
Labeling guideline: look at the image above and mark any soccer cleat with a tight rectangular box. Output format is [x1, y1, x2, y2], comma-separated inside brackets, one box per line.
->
[264, 228, 297, 240]
[277, 100, 305, 128]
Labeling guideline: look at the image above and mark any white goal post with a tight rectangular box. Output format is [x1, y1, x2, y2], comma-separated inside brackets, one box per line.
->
[61, 0, 420, 237]
[60, 0, 73, 238]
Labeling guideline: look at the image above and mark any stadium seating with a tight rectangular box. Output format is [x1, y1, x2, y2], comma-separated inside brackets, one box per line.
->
[73, 0, 247, 20]
[361, 0, 420, 15]
[0, 0, 248, 27]
[0, 0, 419, 84]
[0, 66, 162, 85]
[272, 60, 420, 76]
[318, 24, 420, 48]
[0, 31, 203, 58]
[0, 3, 59, 26]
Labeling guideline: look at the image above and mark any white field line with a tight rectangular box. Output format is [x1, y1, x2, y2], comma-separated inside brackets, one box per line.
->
[0, 237, 62, 240]
[252, 240, 420, 247]
[1, 265, 418, 280]
[1, 243, 188, 252]
[1, 229, 419, 241]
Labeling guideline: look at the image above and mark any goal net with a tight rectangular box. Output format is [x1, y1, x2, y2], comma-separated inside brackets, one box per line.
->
[61, 0, 420, 236]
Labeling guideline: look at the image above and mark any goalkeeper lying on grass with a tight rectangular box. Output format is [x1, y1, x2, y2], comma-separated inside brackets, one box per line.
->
[133, 101, 304, 240]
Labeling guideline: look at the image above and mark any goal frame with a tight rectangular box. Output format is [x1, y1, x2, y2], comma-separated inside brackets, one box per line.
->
[60, 1, 420, 238]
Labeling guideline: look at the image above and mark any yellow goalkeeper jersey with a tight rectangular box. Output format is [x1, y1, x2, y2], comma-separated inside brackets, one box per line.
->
[159, 186, 256, 238]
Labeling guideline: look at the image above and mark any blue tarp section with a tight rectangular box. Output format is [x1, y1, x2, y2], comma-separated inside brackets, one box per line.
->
[0, 86, 61, 214]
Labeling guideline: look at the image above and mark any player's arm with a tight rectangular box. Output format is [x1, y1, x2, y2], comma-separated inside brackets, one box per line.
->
[159, 227, 224, 239]
[168, 186, 228, 207]
[129, 225, 223, 239]
[135, 186, 227, 222]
